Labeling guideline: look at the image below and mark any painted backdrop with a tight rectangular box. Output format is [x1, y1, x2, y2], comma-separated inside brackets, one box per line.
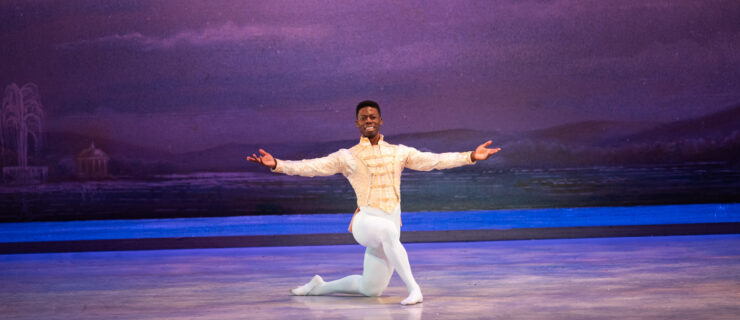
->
[1, 0, 739, 221]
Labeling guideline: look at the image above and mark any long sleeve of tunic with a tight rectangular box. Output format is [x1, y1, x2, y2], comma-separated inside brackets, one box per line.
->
[271, 149, 354, 178]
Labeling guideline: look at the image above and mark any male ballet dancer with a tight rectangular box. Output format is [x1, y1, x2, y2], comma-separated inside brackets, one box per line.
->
[247, 100, 500, 305]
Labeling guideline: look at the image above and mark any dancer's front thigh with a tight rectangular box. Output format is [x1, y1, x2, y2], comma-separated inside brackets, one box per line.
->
[352, 213, 400, 248]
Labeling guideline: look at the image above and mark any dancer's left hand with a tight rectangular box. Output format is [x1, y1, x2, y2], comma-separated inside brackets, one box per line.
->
[472, 140, 501, 161]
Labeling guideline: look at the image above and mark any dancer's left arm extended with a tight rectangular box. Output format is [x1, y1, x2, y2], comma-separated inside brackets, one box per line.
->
[404, 140, 501, 171]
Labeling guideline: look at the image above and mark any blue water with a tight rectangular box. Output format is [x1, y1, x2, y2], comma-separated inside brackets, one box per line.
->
[0, 203, 738, 243]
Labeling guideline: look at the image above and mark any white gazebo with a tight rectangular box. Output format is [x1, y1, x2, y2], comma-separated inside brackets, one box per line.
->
[76, 142, 109, 179]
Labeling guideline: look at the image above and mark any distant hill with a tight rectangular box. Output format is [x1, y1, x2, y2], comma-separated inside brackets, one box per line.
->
[618, 104, 740, 144]
[526, 120, 659, 146]
[491, 104, 740, 167]
[605, 105, 740, 165]
[43, 131, 171, 161]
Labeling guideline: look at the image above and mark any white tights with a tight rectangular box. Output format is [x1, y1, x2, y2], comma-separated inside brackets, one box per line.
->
[291, 206, 423, 305]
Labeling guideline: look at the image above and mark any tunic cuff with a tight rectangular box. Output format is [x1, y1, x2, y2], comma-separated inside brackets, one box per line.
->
[466, 151, 477, 165]
[270, 159, 284, 173]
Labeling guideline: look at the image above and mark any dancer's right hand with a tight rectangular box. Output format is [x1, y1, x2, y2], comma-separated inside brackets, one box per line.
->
[246, 149, 277, 169]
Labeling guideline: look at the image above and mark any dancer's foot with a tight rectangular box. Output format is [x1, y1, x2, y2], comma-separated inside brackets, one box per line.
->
[290, 275, 324, 296]
[400, 288, 423, 305]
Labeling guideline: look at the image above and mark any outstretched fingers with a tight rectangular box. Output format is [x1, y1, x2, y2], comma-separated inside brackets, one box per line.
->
[246, 153, 262, 163]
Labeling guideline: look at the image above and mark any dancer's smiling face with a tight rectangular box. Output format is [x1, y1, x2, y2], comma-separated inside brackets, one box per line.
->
[356, 106, 382, 138]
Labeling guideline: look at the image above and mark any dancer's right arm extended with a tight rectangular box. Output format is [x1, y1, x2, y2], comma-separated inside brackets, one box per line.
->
[247, 149, 350, 177]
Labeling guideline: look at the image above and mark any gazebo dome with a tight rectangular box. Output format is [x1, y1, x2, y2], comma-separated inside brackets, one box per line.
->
[78, 142, 109, 159]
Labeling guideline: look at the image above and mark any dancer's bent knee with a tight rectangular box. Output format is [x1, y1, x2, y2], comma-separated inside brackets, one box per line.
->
[359, 285, 385, 297]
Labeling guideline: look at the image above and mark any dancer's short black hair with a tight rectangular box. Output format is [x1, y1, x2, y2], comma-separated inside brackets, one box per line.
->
[356, 100, 381, 118]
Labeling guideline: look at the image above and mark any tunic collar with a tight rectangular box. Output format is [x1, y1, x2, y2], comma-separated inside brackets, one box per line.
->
[359, 134, 385, 147]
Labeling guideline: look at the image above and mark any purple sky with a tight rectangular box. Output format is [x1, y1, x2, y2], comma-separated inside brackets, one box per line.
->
[2, 0, 739, 152]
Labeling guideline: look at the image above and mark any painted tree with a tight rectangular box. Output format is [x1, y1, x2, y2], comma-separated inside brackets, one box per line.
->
[1, 83, 44, 167]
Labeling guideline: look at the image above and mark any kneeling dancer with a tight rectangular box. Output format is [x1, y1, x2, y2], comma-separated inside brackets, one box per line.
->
[247, 100, 500, 305]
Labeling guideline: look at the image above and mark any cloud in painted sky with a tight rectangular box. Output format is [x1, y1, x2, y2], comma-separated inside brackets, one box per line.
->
[2, 0, 740, 151]
[57, 21, 330, 51]
[339, 41, 453, 74]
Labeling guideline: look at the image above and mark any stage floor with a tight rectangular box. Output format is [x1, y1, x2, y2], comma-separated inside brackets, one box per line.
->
[2, 235, 739, 319]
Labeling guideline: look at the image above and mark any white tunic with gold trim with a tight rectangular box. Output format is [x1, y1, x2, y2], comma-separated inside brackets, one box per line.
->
[272, 135, 475, 215]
